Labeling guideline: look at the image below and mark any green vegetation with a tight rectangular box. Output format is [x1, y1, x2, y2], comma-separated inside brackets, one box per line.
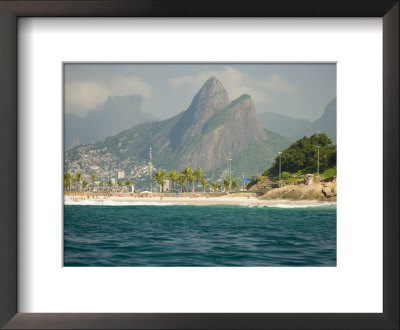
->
[65, 95, 292, 184]
[152, 170, 167, 192]
[266, 133, 336, 176]
[201, 106, 231, 134]
[176, 174, 187, 192]
[82, 180, 88, 191]
[322, 166, 337, 178]
[213, 129, 292, 181]
[201, 179, 209, 192]
[193, 168, 206, 190]
[247, 133, 336, 189]
[168, 170, 179, 191]
[211, 181, 221, 191]
[223, 176, 239, 191]
[64, 165, 241, 194]
[65, 112, 184, 174]
[201, 94, 251, 134]
[64, 172, 72, 192]
[74, 172, 82, 191]
[64, 165, 242, 194]
[181, 167, 194, 192]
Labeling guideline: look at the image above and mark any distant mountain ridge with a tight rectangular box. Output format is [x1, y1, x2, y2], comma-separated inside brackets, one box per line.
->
[65, 77, 290, 180]
[257, 112, 312, 140]
[65, 94, 158, 150]
[306, 98, 336, 143]
[258, 98, 337, 143]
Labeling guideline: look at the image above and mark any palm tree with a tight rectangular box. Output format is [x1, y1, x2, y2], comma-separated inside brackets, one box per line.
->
[82, 180, 88, 192]
[64, 172, 72, 193]
[90, 174, 97, 191]
[211, 181, 219, 192]
[99, 181, 104, 192]
[117, 181, 123, 192]
[125, 178, 132, 192]
[232, 179, 239, 191]
[223, 177, 232, 191]
[168, 170, 179, 192]
[222, 177, 239, 192]
[193, 168, 206, 192]
[177, 174, 187, 192]
[181, 167, 194, 192]
[201, 179, 209, 193]
[74, 172, 82, 192]
[152, 170, 166, 193]
[108, 179, 113, 192]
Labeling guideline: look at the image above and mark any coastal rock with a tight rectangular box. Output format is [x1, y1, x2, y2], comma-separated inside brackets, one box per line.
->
[322, 186, 333, 198]
[282, 187, 304, 200]
[248, 177, 274, 191]
[261, 182, 337, 201]
[302, 186, 324, 200]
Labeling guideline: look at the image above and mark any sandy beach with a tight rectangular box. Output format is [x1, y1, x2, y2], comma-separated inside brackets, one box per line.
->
[64, 194, 335, 207]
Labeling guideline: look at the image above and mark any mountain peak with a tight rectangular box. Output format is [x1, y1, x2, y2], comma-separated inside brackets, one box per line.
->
[65, 93, 157, 150]
[180, 92, 267, 171]
[170, 77, 230, 148]
[191, 76, 226, 105]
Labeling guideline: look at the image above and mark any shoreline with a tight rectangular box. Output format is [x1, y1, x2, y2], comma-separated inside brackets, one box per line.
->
[64, 195, 335, 207]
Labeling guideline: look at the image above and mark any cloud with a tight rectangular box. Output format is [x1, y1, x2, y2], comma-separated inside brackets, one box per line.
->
[65, 75, 152, 116]
[169, 66, 296, 104]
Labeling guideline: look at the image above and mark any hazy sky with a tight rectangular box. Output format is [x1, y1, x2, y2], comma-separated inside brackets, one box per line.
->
[65, 63, 336, 121]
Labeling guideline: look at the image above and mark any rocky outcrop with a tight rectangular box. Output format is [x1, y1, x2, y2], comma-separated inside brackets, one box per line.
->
[170, 76, 230, 149]
[248, 177, 274, 191]
[261, 180, 337, 201]
[178, 94, 267, 171]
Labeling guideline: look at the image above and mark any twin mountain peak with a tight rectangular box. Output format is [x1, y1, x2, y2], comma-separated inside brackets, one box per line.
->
[170, 77, 267, 162]
[65, 77, 282, 175]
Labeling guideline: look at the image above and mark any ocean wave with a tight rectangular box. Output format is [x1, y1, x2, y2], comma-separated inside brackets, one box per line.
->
[64, 199, 185, 206]
[262, 202, 336, 209]
[64, 199, 336, 208]
[236, 202, 336, 209]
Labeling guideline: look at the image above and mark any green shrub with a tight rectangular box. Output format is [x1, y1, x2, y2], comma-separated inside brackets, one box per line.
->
[322, 166, 337, 179]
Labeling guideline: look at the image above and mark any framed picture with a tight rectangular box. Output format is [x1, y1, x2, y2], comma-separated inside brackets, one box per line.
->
[63, 62, 338, 267]
[0, 1, 398, 329]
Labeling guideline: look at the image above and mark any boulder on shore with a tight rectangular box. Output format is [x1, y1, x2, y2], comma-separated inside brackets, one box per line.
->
[260, 181, 336, 201]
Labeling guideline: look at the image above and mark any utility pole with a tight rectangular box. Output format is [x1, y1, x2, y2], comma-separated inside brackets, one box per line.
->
[316, 145, 321, 182]
[149, 147, 152, 194]
[278, 151, 282, 188]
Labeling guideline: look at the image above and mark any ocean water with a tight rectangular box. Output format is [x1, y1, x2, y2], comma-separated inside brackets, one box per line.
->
[64, 204, 336, 267]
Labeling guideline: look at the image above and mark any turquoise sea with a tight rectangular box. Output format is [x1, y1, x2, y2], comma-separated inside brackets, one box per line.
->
[64, 204, 336, 267]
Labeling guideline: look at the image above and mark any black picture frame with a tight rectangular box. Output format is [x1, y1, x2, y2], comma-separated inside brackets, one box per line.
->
[0, 1, 398, 329]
